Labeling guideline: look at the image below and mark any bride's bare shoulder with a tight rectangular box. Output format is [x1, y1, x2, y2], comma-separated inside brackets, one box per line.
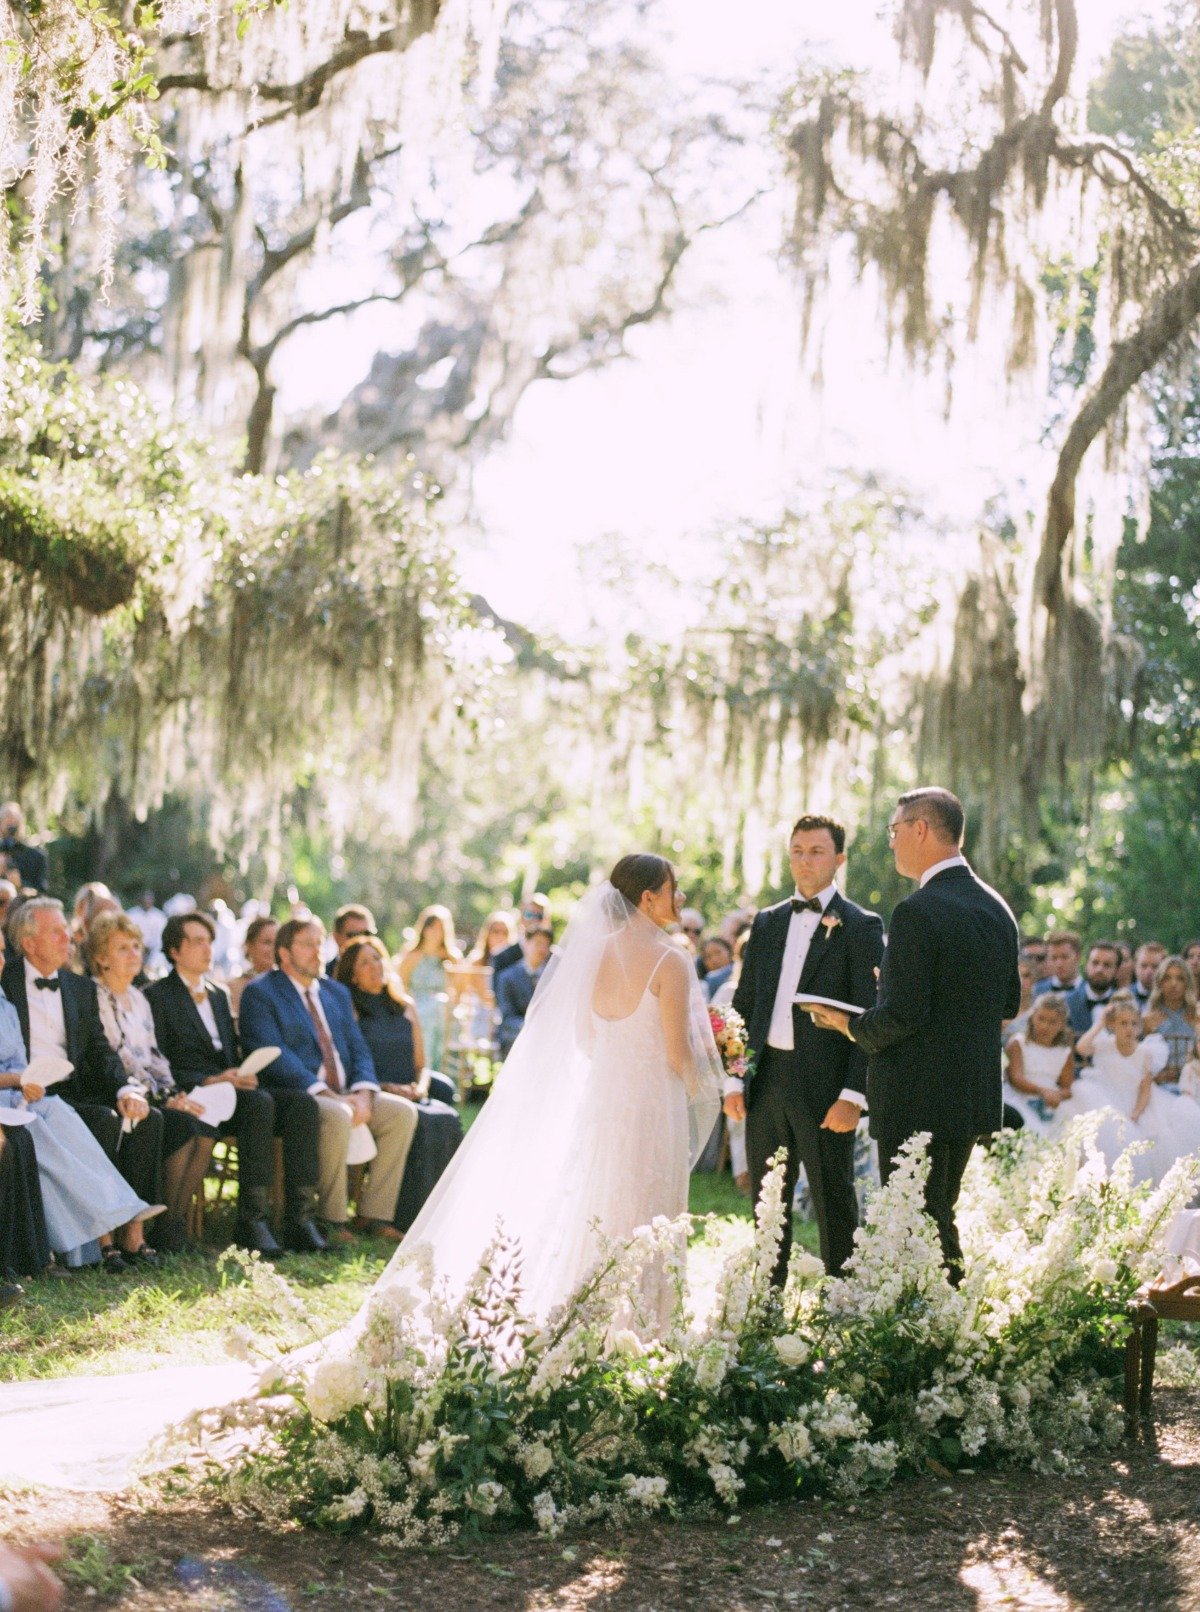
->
[651, 946, 692, 991]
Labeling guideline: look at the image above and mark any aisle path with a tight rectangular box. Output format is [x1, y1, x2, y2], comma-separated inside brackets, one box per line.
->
[0, 1363, 256, 1490]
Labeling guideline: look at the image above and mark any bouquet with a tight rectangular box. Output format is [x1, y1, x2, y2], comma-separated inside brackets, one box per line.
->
[709, 1002, 752, 1081]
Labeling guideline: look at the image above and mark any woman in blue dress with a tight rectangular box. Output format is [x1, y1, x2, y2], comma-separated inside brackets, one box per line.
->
[0, 942, 162, 1271]
[338, 936, 463, 1233]
[396, 906, 462, 1074]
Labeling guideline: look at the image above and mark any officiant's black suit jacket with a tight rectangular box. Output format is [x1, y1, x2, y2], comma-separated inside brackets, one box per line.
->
[0, 955, 127, 1107]
[145, 969, 240, 1091]
[853, 865, 1021, 1143]
[732, 891, 884, 1118]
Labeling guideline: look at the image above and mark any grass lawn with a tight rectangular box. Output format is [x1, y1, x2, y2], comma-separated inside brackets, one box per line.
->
[0, 1103, 818, 1381]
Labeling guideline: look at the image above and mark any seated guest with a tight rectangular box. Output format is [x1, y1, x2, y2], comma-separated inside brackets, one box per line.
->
[701, 937, 734, 1001]
[397, 907, 462, 1072]
[494, 927, 553, 1058]
[489, 894, 550, 976]
[146, 911, 325, 1256]
[69, 883, 120, 971]
[1132, 941, 1168, 1013]
[227, 916, 279, 1020]
[0, 1123, 52, 1291]
[126, 891, 167, 977]
[1037, 936, 1118, 1039]
[1003, 952, 1039, 1043]
[241, 918, 417, 1245]
[1, 898, 164, 1266]
[462, 912, 518, 1043]
[326, 904, 377, 977]
[1032, 931, 1083, 998]
[2, 926, 162, 1272]
[1185, 940, 1200, 994]
[0, 879, 17, 936]
[0, 803, 48, 894]
[678, 907, 705, 959]
[1143, 955, 1200, 1085]
[88, 912, 215, 1252]
[335, 936, 463, 1233]
[467, 912, 518, 974]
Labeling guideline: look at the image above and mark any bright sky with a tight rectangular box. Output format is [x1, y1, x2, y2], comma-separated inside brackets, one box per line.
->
[274, 0, 1167, 637]
[462, 0, 1166, 634]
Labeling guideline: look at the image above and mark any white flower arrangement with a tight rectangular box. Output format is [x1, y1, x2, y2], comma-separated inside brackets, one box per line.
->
[209, 1124, 1200, 1546]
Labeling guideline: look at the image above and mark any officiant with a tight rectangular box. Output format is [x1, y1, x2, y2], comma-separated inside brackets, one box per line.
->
[727, 815, 884, 1281]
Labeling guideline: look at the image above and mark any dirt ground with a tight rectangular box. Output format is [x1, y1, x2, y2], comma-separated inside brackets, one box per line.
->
[10, 1389, 1200, 1612]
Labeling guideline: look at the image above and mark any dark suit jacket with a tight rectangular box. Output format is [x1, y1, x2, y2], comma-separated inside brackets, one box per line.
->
[0, 955, 127, 1107]
[145, 969, 239, 1090]
[494, 962, 542, 1053]
[0, 838, 49, 893]
[239, 968, 378, 1094]
[854, 864, 1022, 1142]
[732, 891, 884, 1118]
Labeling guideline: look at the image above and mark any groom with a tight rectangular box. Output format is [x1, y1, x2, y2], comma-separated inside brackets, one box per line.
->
[808, 788, 1021, 1284]
[727, 815, 884, 1282]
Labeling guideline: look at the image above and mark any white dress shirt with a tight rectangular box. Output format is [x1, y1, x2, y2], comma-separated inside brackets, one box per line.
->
[761, 886, 866, 1112]
[25, 958, 68, 1062]
[288, 975, 373, 1094]
[919, 853, 969, 887]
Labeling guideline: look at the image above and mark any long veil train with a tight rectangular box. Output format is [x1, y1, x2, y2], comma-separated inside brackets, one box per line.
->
[362, 880, 723, 1325]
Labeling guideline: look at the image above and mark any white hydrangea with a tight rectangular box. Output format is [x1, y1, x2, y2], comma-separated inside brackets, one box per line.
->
[469, 1481, 506, 1517]
[708, 1462, 744, 1504]
[518, 1442, 554, 1481]
[304, 1357, 366, 1424]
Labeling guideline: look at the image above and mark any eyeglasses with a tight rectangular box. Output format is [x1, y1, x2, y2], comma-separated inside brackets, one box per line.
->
[886, 818, 913, 843]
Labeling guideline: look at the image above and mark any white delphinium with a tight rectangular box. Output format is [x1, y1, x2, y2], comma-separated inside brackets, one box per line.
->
[622, 1473, 669, 1508]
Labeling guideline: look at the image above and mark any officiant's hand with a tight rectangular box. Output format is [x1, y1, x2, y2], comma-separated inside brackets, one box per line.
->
[806, 1005, 853, 1038]
[20, 1081, 45, 1104]
[820, 1098, 862, 1133]
[723, 1091, 746, 1122]
[117, 1092, 149, 1123]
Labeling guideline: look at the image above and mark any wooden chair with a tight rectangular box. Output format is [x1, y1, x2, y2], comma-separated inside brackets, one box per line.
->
[185, 1136, 286, 1242]
[1124, 1271, 1200, 1432]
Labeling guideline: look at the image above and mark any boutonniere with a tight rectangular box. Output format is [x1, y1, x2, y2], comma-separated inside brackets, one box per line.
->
[819, 914, 842, 940]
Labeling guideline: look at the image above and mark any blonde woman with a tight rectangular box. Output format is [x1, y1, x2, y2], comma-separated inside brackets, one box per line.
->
[396, 906, 462, 1071]
[1142, 955, 1200, 1084]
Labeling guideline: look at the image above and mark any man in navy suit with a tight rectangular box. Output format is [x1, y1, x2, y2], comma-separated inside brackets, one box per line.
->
[494, 927, 552, 1057]
[240, 917, 417, 1244]
[146, 911, 325, 1255]
[809, 788, 1021, 1284]
[727, 816, 884, 1281]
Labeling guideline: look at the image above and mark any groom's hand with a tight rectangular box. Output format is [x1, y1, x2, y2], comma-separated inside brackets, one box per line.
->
[820, 1098, 862, 1133]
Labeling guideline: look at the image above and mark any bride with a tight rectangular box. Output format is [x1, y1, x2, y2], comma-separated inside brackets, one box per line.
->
[363, 853, 723, 1329]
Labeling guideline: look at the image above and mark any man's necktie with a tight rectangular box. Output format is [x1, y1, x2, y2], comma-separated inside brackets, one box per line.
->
[33, 976, 60, 992]
[304, 986, 342, 1091]
[790, 897, 823, 915]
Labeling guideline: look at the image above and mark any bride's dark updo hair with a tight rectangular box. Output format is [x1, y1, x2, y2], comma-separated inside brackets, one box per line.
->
[609, 853, 676, 909]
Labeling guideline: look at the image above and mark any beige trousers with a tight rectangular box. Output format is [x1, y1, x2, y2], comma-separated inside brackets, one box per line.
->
[313, 1089, 418, 1224]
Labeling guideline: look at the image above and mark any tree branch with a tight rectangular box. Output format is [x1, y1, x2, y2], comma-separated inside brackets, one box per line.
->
[1036, 253, 1200, 609]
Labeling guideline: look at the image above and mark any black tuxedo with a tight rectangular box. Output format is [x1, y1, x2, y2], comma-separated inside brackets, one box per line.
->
[853, 863, 1021, 1280]
[733, 891, 884, 1279]
[1, 955, 164, 1205]
[145, 970, 319, 1202]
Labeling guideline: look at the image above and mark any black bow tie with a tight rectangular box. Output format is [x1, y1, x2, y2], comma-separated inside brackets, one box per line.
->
[34, 976, 60, 992]
[791, 897, 823, 915]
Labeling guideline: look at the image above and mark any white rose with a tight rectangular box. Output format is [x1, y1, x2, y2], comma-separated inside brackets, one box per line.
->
[773, 1334, 810, 1367]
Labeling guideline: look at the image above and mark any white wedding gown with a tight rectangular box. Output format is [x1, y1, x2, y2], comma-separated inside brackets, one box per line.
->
[0, 885, 721, 1491]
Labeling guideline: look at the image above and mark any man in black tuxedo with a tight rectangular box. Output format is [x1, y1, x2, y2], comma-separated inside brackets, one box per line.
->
[3, 898, 164, 1214]
[726, 815, 884, 1281]
[146, 912, 325, 1255]
[809, 788, 1021, 1284]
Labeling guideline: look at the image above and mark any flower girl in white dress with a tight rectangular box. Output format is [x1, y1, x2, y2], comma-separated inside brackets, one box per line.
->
[1058, 995, 1200, 1184]
[1003, 994, 1074, 1135]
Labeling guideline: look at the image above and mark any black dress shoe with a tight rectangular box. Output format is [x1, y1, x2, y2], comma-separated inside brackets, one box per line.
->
[235, 1216, 284, 1259]
[283, 1218, 328, 1254]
